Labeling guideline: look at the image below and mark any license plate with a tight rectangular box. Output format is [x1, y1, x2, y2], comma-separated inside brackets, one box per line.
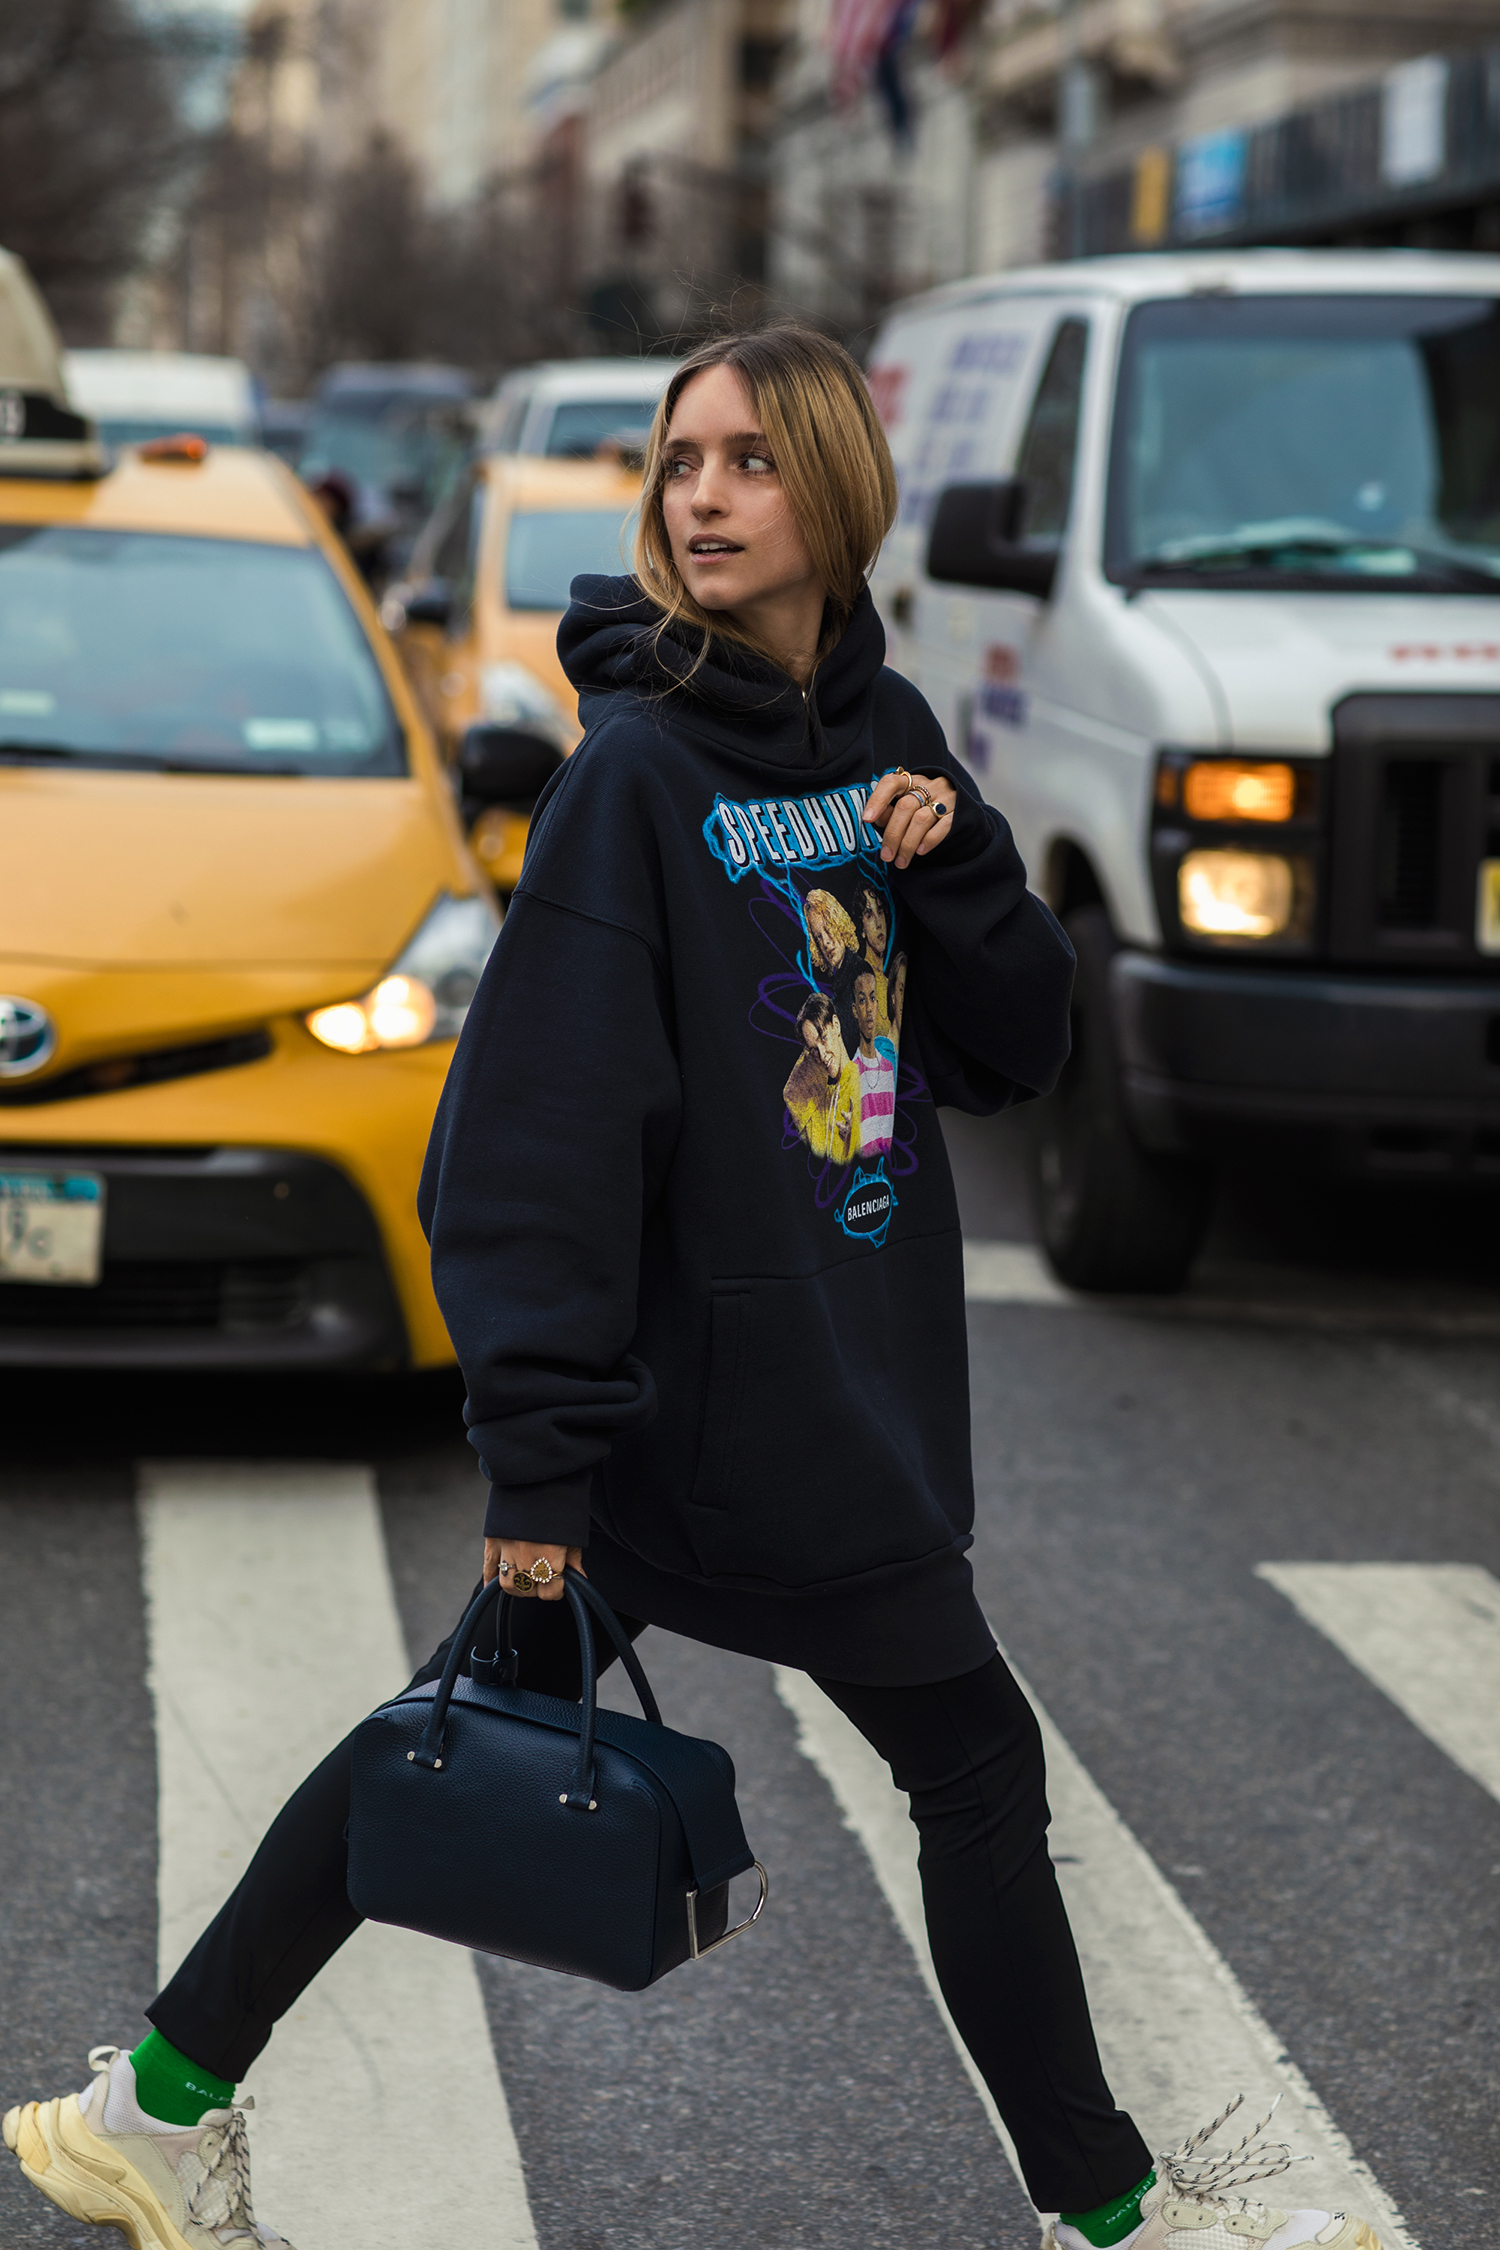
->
[0, 1170, 105, 1285]
[1478, 860, 1500, 954]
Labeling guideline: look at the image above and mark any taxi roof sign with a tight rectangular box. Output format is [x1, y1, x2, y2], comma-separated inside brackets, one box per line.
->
[0, 246, 106, 479]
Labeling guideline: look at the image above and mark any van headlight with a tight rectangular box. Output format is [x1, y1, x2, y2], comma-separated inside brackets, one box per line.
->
[306, 893, 501, 1053]
[1178, 850, 1297, 939]
[480, 661, 572, 746]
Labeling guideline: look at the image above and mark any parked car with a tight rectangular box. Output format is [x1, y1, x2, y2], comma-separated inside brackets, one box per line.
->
[63, 350, 260, 450]
[387, 454, 642, 891]
[299, 362, 474, 582]
[867, 249, 1500, 1291]
[0, 286, 497, 1370]
[487, 356, 679, 460]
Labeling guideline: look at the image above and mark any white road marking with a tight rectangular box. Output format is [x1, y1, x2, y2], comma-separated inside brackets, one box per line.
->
[964, 1239, 1075, 1305]
[775, 1654, 1416, 2247]
[961, 1239, 1500, 1335]
[139, 1461, 537, 2250]
[1257, 1562, 1500, 1805]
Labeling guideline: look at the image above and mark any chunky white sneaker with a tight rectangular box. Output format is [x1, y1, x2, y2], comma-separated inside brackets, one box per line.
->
[3, 2046, 294, 2249]
[1045, 2099, 1387, 2250]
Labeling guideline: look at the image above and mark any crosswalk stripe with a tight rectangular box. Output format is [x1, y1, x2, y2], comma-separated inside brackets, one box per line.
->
[1257, 1562, 1500, 1806]
[139, 1461, 538, 2250]
[775, 1650, 1418, 2247]
[964, 1239, 1075, 1305]
[961, 1239, 1500, 1335]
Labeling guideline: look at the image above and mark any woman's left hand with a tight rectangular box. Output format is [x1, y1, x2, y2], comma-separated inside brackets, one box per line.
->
[864, 771, 956, 869]
[483, 1537, 583, 1601]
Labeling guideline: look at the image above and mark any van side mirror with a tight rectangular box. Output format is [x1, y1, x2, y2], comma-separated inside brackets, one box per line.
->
[459, 722, 566, 811]
[926, 480, 1058, 600]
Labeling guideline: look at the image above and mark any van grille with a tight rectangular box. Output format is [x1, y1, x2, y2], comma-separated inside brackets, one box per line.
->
[0, 1259, 309, 1330]
[1329, 696, 1500, 966]
[1375, 761, 1444, 930]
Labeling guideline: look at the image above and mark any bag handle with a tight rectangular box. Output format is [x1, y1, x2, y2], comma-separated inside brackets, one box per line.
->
[411, 1569, 659, 1812]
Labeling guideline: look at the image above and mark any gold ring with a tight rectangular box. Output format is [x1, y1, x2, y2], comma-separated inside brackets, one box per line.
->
[909, 785, 933, 810]
[890, 767, 912, 798]
[530, 1557, 556, 1586]
[510, 1566, 535, 1593]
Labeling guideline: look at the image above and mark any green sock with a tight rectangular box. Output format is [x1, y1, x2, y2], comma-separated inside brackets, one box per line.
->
[1060, 2169, 1156, 2246]
[128, 2030, 236, 2128]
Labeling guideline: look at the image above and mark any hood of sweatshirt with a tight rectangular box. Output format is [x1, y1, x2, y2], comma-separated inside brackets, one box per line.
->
[557, 573, 887, 769]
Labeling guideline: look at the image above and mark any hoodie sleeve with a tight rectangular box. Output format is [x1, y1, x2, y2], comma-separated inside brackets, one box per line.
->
[881, 695, 1075, 1115]
[418, 889, 682, 1545]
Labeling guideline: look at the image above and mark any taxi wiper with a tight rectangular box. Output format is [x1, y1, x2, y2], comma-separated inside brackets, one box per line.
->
[0, 741, 169, 769]
[0, 743, 305, 776]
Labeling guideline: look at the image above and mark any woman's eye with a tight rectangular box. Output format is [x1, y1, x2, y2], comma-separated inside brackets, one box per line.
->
[742, 453, 774, 474]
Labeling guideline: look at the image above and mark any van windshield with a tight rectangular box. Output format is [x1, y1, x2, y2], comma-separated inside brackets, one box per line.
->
[1106, 295, 1500, 591]
[0, 527, 405, 774]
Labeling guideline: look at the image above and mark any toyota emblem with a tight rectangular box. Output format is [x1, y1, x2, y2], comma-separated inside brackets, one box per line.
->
[0, 996, 56, 1078]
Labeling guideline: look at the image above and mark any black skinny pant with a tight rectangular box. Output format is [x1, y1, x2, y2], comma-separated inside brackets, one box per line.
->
[149, 1597, 1149, 2213]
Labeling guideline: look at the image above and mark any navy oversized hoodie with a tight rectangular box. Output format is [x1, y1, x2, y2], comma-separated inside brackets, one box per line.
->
[417, 576, 1074, 1684]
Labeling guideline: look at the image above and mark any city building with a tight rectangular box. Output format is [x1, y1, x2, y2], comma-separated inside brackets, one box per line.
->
[766, 0, 1500, 335]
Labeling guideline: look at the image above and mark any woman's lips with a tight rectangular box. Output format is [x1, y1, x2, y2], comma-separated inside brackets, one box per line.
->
[687, 540, 742, 561]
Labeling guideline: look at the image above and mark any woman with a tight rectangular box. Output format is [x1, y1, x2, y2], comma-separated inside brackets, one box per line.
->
[4, 328, 1386, 2250]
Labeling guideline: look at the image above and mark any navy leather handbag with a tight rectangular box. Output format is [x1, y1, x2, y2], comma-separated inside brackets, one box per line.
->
[347, 1569, 767, 1991]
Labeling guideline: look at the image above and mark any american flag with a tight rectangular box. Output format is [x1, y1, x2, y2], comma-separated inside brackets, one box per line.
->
[827, 0, 907, 105]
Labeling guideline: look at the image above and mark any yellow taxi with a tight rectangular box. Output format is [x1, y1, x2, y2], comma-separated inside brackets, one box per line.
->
[389, 454, 642, 890]
[0, 259, 495, 1370]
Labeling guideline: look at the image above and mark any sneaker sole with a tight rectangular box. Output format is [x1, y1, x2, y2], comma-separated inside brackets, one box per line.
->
[4, 2093, 196, 2250]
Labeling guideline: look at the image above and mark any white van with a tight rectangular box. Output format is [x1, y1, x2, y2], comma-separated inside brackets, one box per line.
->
[488, 358, 680, 459]
[867, 250, 1500, 1291]
[63, 351, 259, 450]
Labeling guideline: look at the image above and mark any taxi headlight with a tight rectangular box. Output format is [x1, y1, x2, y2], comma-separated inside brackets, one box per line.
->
[1178, 850, 1294, 939]
[306, 893, 501, 1053]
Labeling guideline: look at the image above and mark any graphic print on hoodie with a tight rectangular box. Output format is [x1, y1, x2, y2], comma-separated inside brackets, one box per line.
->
[703, 777, 912, 1249]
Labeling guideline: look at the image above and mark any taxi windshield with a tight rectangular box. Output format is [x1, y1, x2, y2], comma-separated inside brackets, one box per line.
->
[504, 508, 637, 610]
[0, 527, 404, 775]
[1106, 294, 1500, 590]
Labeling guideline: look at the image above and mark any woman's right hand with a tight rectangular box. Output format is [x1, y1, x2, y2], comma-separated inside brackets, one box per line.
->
[483, 1537, 580, 1601]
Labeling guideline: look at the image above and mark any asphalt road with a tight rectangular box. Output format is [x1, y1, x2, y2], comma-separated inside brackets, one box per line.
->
[2, 1115, 1497, 2250]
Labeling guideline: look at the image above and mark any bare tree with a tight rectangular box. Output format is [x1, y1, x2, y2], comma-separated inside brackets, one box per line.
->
[0, 0, 191, 341]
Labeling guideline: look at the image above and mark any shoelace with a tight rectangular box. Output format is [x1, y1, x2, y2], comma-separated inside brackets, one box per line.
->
[1156, 2094, 1306, 2209]
[185, 2102, 260, 2241]
[84, 2048, 260, 2243]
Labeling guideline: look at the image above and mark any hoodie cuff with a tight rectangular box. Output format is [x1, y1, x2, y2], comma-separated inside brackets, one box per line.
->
[482, 1473, 593, 1547]
[928, 778, 991, 865]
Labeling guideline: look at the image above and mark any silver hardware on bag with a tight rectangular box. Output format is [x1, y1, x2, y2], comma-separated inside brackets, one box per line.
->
[686, 1861, 769, 1959]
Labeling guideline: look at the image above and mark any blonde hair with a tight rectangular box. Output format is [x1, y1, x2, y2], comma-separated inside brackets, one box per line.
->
[804, 888, 858, 954]
[633, 325, 898, 676]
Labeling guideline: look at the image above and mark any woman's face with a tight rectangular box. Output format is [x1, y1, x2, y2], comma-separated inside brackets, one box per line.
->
[661, 364, 820, 620]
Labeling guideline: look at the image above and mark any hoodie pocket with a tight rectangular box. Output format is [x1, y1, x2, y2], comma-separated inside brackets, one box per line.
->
[690, 1287, 750, 1509]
